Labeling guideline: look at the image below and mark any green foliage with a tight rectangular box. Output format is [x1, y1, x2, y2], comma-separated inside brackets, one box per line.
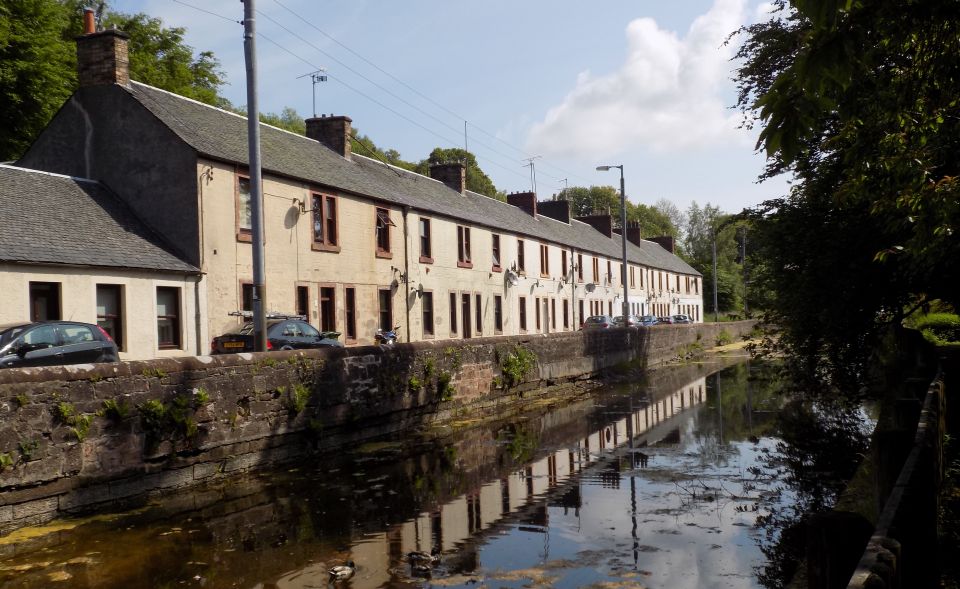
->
[71, 414, 93, 441]
[141, 367, 166, 378]
[437, 371, 455, 402]
[716, 330, 733, 346]
[137, 399, 167, 434]
[499, 345, 538, 388]
[0, 1, 228, 161]
[0, 0, 75, 160]
[422, 358, 436, 380]
[14, 393, 29, 408]
[0, 453, 13, 470]
[443, 346, 463, 371]
[284, 383, 311, 414]
[407, 376, 423, 392]
[194, 387, 210, 405]
[18, 439, 39, 460]
[913, 314, 960, 346]
[100, 398, 130, 421]
[733, 0, 960, 389]
[55, 401, 76, 424]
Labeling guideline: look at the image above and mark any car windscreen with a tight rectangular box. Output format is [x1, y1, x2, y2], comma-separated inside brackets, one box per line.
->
[0, 324, 30, 348]
[225, 320, 284, 335]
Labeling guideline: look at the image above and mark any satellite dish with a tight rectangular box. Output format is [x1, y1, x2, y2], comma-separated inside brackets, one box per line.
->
[585, 282, 596, 293]
[416, 283, 424, 298]
[506, 270, 520, 287]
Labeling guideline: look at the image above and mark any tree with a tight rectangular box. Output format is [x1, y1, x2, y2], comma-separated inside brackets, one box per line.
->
[733, 0, 960, 389]
[0, 0, 228, 161]
[557, 186, 679, 239]
[415, 148, 503, 200]
[682, 202, 746, 315]
[0, 0, 76, 161]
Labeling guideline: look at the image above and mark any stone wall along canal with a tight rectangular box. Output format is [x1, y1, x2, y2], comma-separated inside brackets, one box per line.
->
[0, 354, 838, 589]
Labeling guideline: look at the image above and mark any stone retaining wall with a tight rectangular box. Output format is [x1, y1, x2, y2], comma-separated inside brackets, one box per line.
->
[0, 321, 755, 533]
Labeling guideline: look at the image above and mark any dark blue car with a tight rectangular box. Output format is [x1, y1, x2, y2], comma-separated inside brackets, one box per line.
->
[0, 321, 120, 369]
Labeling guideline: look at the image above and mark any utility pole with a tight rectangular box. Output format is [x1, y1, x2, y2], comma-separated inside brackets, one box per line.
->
[742, 227, 749, 317]
[712, 228, 719, 323]
[243, 0, 267, 352]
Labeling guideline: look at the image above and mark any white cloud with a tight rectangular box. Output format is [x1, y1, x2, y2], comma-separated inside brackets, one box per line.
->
[526, 0, 748, 159]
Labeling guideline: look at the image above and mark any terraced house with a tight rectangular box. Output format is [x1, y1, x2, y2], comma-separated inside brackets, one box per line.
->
[3, 24, 702, 360]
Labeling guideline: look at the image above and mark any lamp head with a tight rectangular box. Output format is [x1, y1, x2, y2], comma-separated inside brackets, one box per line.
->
[596, 165, 612, 171]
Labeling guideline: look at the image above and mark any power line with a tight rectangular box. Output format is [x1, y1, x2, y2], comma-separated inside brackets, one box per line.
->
[267, 0, 592, 186]
[166, 0, 558, 188]
[255, 8, 541, 184]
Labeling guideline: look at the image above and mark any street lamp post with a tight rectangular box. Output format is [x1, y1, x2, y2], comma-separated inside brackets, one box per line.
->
[596, 165, 629, 320]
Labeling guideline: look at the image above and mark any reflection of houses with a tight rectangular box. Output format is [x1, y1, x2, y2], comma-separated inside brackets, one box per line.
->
[4, 20, 702, 360]
[276, 378, 708, 588]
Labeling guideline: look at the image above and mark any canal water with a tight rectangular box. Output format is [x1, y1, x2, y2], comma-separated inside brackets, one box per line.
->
[0, 359, 864, 588]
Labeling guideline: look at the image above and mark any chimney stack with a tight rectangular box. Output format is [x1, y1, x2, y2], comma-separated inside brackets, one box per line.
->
[625, 221, 642, 247]
[506, 191, 537, 217]
[429, 162, 466, 194]
[305, 115, 352, 160]
[649, 235, 676, 254]
[575, 214, 613, 238]
[76, 9, 130, 88]
[537, 199, 571, 224]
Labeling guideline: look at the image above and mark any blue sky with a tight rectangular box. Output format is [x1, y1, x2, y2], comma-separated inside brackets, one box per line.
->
[115, 0, 791, 216]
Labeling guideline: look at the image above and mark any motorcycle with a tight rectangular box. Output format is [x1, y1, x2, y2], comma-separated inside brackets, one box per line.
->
[375, 324, 401, 345]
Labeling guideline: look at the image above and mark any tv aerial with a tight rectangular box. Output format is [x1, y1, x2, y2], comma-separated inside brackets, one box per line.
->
[297, 70, 328, 118]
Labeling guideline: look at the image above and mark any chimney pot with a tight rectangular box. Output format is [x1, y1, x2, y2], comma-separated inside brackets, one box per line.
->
[83, 8, 96, 34]
[305, 115, 352, 159]
[537, 199, 571, 224]
[649, 235, 676, 254]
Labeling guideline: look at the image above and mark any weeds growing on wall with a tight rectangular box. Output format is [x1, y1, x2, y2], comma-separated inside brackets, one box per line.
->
[499, 345, 538, 388]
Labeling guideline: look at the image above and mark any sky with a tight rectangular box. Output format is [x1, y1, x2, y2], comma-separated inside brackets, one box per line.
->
[114, 0, 792, 216]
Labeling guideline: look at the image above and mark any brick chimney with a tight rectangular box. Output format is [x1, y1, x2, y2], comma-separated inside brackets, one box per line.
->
[305, 115, 352, 160]
[575, 214, 613, 238]
[506, 191, 537, 217]
[537, 200, 571, 224]
[76, 9, 130, 87]
[625, 221, 642, 246]
[429, 162, 466, 194]
[649, 235, 676, 253]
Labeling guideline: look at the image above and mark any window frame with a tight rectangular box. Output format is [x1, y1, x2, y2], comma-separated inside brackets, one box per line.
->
[310, 191, 340, 252]
[419, 217, 433, 263]
[240, 281, 254, 312]
[457, 225, 473, 268]
[156, 286, 182, 350]
[319, 284, 337, 332]
[577, 254, 584, 282]
[29, 281, 62, 322]
[449, 291, 458, 336]
[491, 234, 502, 272]
[375, 207, 393, 258]
[236, 172, 252, 243]
[96, 283, 124, 351]
[422, 290, 435, 338]
[378, 288, 393, 332]
[494, 295, 503, 333]
[344, 286, 357, 342]
[518, 296, 527, 332]
[539, 244, 550, 278]
[474, 293, 482, 335]
[517, 239, 526, 273]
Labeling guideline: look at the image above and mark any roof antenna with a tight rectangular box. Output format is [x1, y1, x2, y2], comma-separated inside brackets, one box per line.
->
[522, 155, 541, 195]
[296, 70, 327, 118]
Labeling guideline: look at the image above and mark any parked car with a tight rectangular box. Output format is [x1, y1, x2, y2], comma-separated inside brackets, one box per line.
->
[638, 315, 659, 326]
[658, 316, 675, 324]
[211, 318, 344, 354]
[582, 315, 616, 330]
[613, 315, 641, 327]
[0, 321, 119, 369]
[672, 314, 693, 324]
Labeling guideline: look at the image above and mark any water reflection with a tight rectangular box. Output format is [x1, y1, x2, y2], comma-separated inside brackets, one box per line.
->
[1, 360, 797, 588]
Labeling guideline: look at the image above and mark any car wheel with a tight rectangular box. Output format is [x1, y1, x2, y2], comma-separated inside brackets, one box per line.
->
[280, 344, 295, 351]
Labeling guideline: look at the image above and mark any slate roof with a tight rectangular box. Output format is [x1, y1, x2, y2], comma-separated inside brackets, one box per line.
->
[0, 165, 198, 273]
[126, 82, 699, 276]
